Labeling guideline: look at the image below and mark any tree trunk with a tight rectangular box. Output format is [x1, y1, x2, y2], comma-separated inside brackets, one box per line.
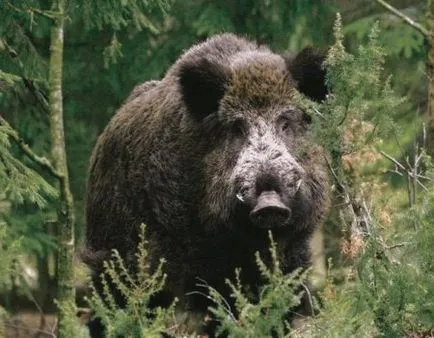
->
[48, 0, 76, 335]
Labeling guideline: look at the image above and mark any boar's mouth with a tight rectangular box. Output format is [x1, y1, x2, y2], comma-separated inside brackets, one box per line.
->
[249, 190, 291, 228]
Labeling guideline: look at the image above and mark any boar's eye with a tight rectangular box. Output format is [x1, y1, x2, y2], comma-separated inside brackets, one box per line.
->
[281, 119, 291, 132]
[302, 112, 312, 124]
[230, 119, 246, 138]
[278, 116, 293, 134]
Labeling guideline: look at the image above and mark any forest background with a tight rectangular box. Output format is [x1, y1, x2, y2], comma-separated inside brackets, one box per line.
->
[0, 0, 432, 337]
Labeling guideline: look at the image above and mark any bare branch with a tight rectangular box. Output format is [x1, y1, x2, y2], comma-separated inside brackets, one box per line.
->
[417, 174, 432, 181]
[416, 180, 429, 192]
[27, 7, 59, 20]
[384, 242, 410, 249]
[415, 155, 423, 169]
[0, 115, 63, 179]
[374, 0, 429, 37]
[361, 199, 373, 235]
[380, 150, 407, 172]
[325, 157, 364, 237]
[387, 168, 403, 176]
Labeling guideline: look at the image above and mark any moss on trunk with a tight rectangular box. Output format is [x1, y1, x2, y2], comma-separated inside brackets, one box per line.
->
[48, 0, 76, 335]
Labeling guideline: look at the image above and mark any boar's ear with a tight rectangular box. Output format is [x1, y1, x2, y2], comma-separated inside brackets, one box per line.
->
[287, 47, 328, 102]
[179, 57, 231, 119]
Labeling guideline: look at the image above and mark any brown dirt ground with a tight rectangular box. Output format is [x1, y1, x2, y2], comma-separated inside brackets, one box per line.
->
[3, 312, 57, 338]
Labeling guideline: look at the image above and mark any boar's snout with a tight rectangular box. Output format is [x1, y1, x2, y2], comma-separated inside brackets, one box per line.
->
[233, 159, 305, 228]
[250, 190, 291, 228]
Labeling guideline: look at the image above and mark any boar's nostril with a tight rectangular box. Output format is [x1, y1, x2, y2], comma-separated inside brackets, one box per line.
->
[250, 191, 291, 228]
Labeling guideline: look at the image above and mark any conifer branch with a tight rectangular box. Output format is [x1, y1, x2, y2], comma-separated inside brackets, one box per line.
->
[6, 1, 57, 20]
[3, 39, 49, 114]
[0, 115, 62, 179]
[27, 7, 59, 20]
[374, 0, 429, 37]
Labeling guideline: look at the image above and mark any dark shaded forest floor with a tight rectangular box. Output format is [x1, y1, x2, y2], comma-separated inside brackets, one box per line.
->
[4, 312, 57, 338]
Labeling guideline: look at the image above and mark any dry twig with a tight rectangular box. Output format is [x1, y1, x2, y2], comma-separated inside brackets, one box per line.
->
[374, 0, 428, 36]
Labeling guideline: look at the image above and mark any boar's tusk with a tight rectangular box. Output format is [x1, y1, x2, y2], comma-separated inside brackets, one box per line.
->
[236, 193, 245, 203]
[296, 179, 303, 193]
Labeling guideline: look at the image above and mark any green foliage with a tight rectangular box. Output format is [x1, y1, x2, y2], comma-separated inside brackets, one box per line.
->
[3, 210, 57, 257]
[0, 225, 22, 293]
[299, 15, 434, 338]
[75, 0, 173, 68]
[78, 0, 172, 32]
[344, 13, 426, 58]
[0, 225, 22, 335]
[361, 159, 434, 336]
[312, 14, 402, 160]
[55, 299, 88, 338]
[206, 232, 306, 338]
[103, 34, 124, 69]
[307, 170, 434, 337]
[0, 70, 22, 90]
[302, 263, 378, 337]
[191, 4, 235, 36]
[0, 3, 48, 85]
[0, 1, 431, 336]
[0, 124, 57, 208]
[86, 224, 177, 338]
[339, 6, 426, 175]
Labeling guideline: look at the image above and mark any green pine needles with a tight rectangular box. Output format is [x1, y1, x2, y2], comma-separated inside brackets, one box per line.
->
[80, 0, 172, 32]
[86, 225, 309, 337]
[85, 224, 177, 338]
[311, 14, 402, 158]
[299, 14, 434, 338]
[206, 231, 308, 338]
[0, 122, 57, 208]
[303, 173, 434, 338]
[0, 226, 22, 337]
